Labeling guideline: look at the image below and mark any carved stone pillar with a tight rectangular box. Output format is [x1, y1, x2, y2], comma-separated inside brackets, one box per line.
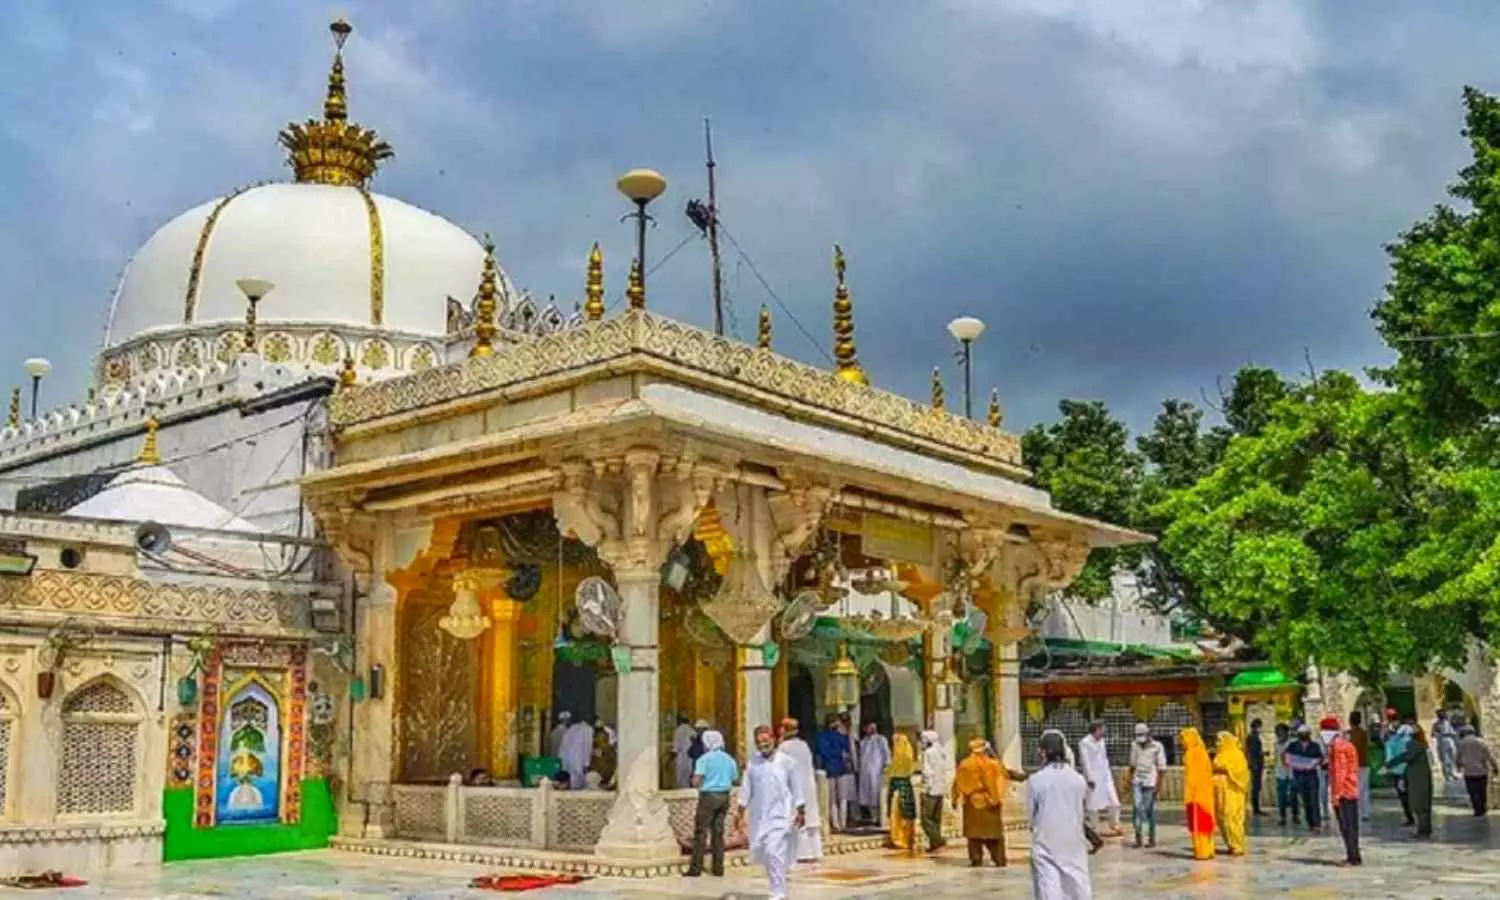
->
[554, 449, 707, 861]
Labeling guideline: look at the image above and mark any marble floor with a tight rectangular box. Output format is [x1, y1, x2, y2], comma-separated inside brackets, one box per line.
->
[46, 797, 1500, 899]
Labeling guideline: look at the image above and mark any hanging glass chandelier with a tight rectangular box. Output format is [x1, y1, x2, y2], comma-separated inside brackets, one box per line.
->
[699, 546, 783, 645]
[441, 570, 493, 640]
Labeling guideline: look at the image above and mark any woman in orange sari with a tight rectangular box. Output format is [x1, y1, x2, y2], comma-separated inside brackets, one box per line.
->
[1181, 727, 1216, 860]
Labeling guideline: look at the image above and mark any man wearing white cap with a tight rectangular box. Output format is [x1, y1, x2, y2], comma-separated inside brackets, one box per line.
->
[1127, 723, 1166, 848]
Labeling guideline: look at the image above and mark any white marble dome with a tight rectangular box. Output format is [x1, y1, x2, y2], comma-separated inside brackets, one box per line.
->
[103, 182, 513, 347]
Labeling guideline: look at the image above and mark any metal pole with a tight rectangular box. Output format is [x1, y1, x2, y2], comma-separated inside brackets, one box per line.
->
[962, 340, 973, 419]
[29, 376, 40, 420]
[705, 118, 724, 336]
[635, 200, 649, 295]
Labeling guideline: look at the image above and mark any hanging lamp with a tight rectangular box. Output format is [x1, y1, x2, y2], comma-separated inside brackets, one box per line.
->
[699, 546, 782, 645]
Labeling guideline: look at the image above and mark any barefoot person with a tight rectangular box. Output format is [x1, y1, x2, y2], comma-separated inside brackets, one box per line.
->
[1212, 731, 1250, 856]
[1181, 727, 1216, 860]
[885, 733, 919, 852]
[778, 717, 823, 861]
[1079, 722, 1122, 836]
[1027, 731, 1093, 899]
[735, 725, 806, 900]
[952, 738, 1025, 867]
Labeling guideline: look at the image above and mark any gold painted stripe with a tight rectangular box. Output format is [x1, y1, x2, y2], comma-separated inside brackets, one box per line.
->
[358, 187, 385, 326]
[182, 187, 250, 324]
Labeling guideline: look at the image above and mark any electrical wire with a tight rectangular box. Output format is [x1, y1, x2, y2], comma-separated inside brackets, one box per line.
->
[603, 231, 700, 314]
[717, 225, 836, 365]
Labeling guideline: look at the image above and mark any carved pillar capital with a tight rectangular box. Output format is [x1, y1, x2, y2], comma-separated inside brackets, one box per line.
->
[764, 476, 837, 583]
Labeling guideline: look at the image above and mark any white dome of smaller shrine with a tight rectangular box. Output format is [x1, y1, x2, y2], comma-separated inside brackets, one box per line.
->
[67, 465, 258, 534]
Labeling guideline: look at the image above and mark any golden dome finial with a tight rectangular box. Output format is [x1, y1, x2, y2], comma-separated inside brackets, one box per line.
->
[987, 389, 1003, 427]
[757, 305, 772, 350]
[339, 355, 358, 389]
[585, 243, 605, 321]
[831, 244, 868, 386]
[137, 415, 161, 466]
[278, 19, 393, 187]
[470, 236, 499, 358]
[931, 367, 945, 410]
[626, 258, 646, 310]
[6, 387, 18, 428]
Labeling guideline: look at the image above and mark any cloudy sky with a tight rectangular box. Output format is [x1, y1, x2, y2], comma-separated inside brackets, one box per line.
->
[2, 0, 1497, 433]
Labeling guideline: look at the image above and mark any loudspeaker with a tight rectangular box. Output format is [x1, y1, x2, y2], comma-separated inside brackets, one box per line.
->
[134, 521, 172, 554]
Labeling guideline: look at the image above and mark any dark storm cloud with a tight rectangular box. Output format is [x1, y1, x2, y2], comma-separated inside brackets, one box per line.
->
[1, 0, 1497, 433]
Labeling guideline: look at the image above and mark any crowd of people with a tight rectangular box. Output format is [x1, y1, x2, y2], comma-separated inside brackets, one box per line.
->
[500, 704, 1495, 900]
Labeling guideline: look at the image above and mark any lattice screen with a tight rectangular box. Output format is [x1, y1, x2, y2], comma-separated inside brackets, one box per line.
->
[58, 681, 140, 816]
[1148, 701, 1195, 765]
[0, 691, 13, 817]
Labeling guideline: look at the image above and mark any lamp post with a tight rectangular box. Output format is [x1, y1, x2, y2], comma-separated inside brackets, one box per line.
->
[946, 316, 987, 419]
[21, 358, 51, 420]
[235, 278, 275, 353]
[616, 168, 668, 300]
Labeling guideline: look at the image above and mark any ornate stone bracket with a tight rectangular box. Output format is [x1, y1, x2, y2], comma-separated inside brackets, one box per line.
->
[764, 477, 837, 583]
[323, 505, 375, 575]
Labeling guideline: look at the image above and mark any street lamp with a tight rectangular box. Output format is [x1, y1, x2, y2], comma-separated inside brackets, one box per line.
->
[22, 358, 51, 420]
[616, 168, 668, 301]
[946, 316, 986, 419]
[235, 278, 275, 353]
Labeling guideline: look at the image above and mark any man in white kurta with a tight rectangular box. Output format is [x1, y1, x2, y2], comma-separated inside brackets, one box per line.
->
[1028, 733, 1093, 900]
[559, 720, 594, 789]
[1078, 723, 1121, 835]
[737, 726, 806, 900]
[919, 730, 951, 851]
[672, 717, 697, 788]
[857, 722, 891, 826]
[778, 718, 823, 860]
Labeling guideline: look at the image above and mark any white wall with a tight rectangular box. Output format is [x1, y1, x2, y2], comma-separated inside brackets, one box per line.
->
[1033, 570, 1179, 649]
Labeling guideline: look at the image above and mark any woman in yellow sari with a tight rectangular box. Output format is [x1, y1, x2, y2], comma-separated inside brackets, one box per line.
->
[1213, 731, 1250, 856]
[886, 733, 919, 853]
[1181, 727, 1216, 860]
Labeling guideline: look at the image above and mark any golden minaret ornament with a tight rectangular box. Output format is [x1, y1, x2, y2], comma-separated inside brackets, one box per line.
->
[931, 367, 945, 410]
[277, 19, 393, 187]
[757, 305, 772, 350]
[470, 236, 499, 358]
[831, 244, 868, 385]
[626, 258, 645, 310]
[339, 356, 358, 389]
[6, 387, 18, 428]
[137, 415, 161, 466]
[987, 389, 1003, 427]
[585, 243, 605, 321]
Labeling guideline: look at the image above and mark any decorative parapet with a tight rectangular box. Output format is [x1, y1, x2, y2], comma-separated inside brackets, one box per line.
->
[0, 355, 319, 466]
[331, 311, 1024, 468]
[0, 569, 320, 635]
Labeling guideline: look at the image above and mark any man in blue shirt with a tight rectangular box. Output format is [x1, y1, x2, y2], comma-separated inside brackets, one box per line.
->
[816, 715, 854, 832]
[1383, 718, 1415, 826]
[687, 729, 739, 877]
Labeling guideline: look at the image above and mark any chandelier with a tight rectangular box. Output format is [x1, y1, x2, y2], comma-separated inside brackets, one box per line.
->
[441, 570, 494, 640]
[698, 547, 784, 645]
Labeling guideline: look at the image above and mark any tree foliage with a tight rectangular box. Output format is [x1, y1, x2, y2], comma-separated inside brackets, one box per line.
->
[1022, 400, 1143, 601]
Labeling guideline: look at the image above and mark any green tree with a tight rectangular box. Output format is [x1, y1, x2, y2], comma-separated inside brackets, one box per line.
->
[1159, 372, 1460, 684]
[1022, 399, 1144, 601]
[1374, 86, 1500, 442]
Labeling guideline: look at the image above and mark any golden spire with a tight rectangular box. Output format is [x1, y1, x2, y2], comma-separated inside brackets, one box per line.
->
[137, 415, 161, 466]
[626, 258, 645, 310]
[987, 389, 1003, 427]
[6, 387, 18, 428]
[277, 19, 393, 187]
[339, 355, 358, 389]
[831, 244, 868, 385]
[470, 236, 499, 358]
[585, 243, 605, 321]
[757, 305, 772, 350]
[931, 367, 945, 410]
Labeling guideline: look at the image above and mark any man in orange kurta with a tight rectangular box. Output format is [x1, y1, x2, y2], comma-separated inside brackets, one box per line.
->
[952, 738, 1021, 867]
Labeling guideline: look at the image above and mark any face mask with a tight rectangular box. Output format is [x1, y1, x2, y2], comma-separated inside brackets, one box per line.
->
[1137, 737, 1148, 745]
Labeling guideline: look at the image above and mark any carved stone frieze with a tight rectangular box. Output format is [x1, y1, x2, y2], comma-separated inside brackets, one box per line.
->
[0, 570, 314, 634]
[329, 310, 1023, 468]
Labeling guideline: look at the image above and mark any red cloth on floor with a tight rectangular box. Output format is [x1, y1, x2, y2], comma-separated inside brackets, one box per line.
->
[469, 874, 589, 892]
